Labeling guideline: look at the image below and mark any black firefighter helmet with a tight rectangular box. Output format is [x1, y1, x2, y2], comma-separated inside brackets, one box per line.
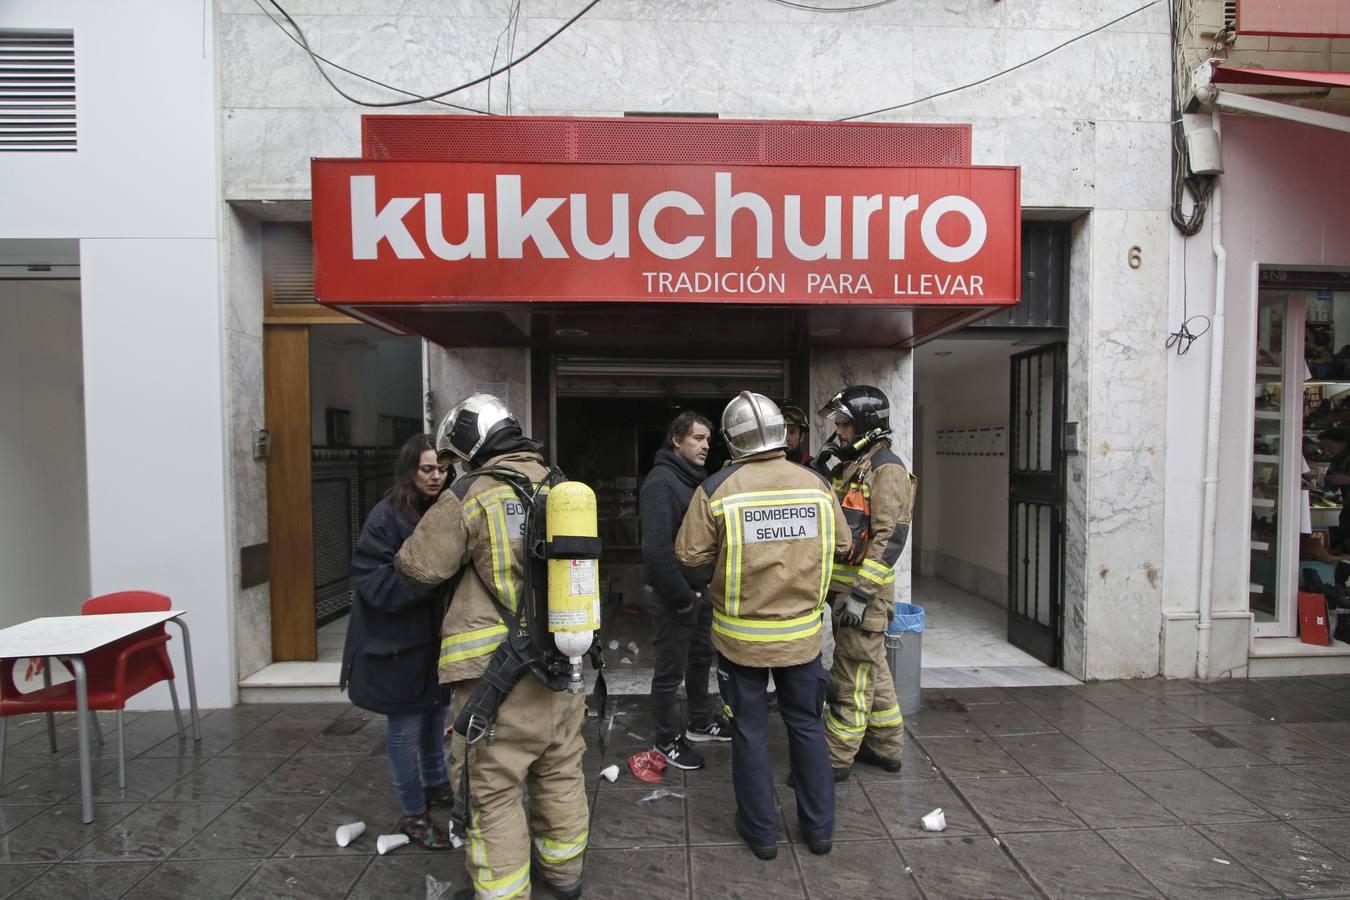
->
[819, 385, 891, 435]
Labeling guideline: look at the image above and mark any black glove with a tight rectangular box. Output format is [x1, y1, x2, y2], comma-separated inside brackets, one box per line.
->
[839, 594, 867, 628]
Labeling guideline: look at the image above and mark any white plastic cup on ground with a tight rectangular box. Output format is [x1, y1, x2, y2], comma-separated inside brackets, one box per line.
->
[376, 833, 411, 855]
[334, 821, 366, 847]
[921, 808, 947, 832]
[600, 764, 619, 783]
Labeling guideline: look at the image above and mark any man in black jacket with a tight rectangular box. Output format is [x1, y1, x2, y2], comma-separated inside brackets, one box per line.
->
[642, 410, 729, 771]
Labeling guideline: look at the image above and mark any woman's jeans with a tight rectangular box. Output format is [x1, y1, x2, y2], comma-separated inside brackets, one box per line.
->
[385, 705, 450, 816]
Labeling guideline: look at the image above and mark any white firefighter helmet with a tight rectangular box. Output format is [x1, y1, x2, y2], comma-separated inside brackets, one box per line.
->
[721, 391, 787, 459]
[436, 393, 517, 463]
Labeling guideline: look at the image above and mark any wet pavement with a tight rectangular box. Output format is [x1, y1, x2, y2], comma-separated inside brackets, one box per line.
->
[5, 675, 1350, 898]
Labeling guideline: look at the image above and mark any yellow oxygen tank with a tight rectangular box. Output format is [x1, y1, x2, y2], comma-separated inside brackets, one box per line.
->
[546, 481, 601, 692]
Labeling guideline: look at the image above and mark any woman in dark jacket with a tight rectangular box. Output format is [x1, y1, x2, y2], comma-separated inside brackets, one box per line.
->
[341, 433, 454, 849]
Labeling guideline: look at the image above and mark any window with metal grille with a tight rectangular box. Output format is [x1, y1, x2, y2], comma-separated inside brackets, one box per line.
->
[0, 30, 75, 153]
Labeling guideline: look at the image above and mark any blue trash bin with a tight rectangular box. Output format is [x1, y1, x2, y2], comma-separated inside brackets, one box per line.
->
[885, 602, 924, 718]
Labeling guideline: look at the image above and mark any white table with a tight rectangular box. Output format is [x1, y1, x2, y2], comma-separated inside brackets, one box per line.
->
[0, 610, 201, 823]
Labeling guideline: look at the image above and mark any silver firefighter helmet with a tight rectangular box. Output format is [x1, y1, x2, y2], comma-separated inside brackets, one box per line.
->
[721, 391, 787, 459]
[436, 393, 517, 463]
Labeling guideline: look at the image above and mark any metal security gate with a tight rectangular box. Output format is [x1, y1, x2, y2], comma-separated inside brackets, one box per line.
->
[1007, 343, 1066, 665]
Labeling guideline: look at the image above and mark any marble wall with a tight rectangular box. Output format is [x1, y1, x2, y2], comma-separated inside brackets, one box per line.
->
[217, 0, 1175, 680]
[427, 347, 532, 438]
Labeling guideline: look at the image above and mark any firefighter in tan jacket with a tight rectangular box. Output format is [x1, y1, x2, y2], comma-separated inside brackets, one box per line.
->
[814, 385, 916, 781]
[676, 392, 850, 861]
[397, 394, 587, 900]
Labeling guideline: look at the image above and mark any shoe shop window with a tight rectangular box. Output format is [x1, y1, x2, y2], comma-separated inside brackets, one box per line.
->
[1249, 274, 1350, 638]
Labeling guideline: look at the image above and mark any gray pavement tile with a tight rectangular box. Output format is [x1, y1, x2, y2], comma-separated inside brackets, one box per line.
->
[1012, 698, 1129, 733]
[1289, 816, 1350, 860]
[276, 793, 411, 858]
[904, 709, 981, 737]
[343, 851, 464, 899]
[331, 756, 396, 799]
[965, 702, 1058, 736]
[121, 859, 260, 900]
[15, 861, 158, 900]
[915, 734, 1028, 778]
[1214, 723, 1350, 764]
[1, 758, 117, 805]
[930, 687, 1013, 706]
[1285, 721, 1350, 744]
[153, 756, 283, 802]
[243, 753, 367, 800]
[796, 839, 918, 899]
[1152, 694, 1274, 727]
[992, 732, 1109, 775]
[0, 861, 51, 898]
[0, 801, 139, 863]
[862, 779, 987, 841]
[1063, 728, 1194, 773]
[894, 835, 1039, 900]
[686, 785, 784, 845]
[72, 801, 231, 861]
[777, 779, 886, 842]
[1212, 691, 1333, 725]
[1038, 772, 1180, 829]
[1086, 698, 1205, 730]
[591, 788, 686, 849]
[232, 856, 368, 900]
[1198, 820, 1350, 897]
[1118, 678, 1209, 698]
[295, 717, 385, 756]
[217, 719, 335, 757]
[849, 735, 937, 782]
[1206, 766, 1350, 820]
[689, 844, 806, 899]
[1124, 768, 1272, 825]
[951, 777, 1086, 833]
[0, 802, 51, 836]
[171, 799, 318, 859]
[1291, 764, 1350, 803]
[575, 847, 689, 900]
[1001, 829, 1163, 899]
[86, 756, 205, 803]
[1143, 726, 1277, 768]
[1099, 825, 1280, 899]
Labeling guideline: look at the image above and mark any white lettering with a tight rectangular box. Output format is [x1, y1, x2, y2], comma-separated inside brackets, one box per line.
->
[921, 195, 988, 263]
[715, 172, 773, 259]
[887, 194, 920, 261]
[784, 195, 841, 260]
[495, 175, 567, 259]
[638, 191, 705, 259]
[423, 193, 486, 260]
[569, 192, 630, 260]
[350, 175, 423, 260]
[851, 194, 883, 260]
[742, 503, 820, 544]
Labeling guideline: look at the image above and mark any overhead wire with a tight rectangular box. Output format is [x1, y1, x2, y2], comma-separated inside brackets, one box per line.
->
[765, 0, 901, 11]
[838, 0, 1163, 121]
[258, 0, 602, 110]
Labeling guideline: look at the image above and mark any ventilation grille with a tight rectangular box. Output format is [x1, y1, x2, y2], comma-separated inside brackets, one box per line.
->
[263, 223, 316, 305]
[1225, 0, 1237, 27]
[0, 30, 75, 152]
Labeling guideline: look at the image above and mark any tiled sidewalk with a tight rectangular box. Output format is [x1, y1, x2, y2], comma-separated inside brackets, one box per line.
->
[6, 676, 1350, 898]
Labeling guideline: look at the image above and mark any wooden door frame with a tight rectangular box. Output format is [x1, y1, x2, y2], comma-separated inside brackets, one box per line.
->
[264, 324, 316, 661]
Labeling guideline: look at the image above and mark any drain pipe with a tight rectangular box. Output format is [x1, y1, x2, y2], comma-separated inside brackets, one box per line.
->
[1196, 109, 1227, 680]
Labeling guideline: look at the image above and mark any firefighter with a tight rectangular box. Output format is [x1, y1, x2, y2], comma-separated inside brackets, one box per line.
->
[815, 385, 915, 782]
[780, 401, 813, 467]
[675, 392, 850, 860]
[396, 394, 588, 900]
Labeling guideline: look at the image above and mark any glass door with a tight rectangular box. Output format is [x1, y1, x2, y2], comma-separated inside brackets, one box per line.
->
[1250, 293, 1295, 635]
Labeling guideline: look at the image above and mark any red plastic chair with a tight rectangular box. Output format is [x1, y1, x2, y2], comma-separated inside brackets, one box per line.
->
[0, 591, 184, 795]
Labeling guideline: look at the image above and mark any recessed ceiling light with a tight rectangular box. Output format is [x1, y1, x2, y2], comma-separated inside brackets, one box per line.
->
[555, 328, 589, 337]
[809, 327, 841, 337]
[933, 351, 953, 357]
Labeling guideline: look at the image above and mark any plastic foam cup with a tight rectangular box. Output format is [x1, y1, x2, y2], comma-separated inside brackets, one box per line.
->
[334, 821, 366, 847]
[921, 808, 947, 832]
[376, 833, 411, 855]
[600, 764, 620, 783]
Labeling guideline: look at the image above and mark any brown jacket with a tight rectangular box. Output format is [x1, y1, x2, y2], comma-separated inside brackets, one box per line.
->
[675, 449, 850, 667]
[828, 441, 916, 632]
[396, 450, 550, 684]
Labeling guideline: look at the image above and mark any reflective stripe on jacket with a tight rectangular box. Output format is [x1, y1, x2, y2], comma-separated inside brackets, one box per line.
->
[675, 449, 850, 667]
[828, 442, 916, 632]
[396, 451, 549, 683]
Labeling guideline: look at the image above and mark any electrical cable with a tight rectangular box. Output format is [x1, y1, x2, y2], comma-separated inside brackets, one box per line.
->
[248, 0, 489, 114]
[261, 0, 602, 109]
[1167, 237, 1211, 356]
[838, 0, 1163, 122]
[765, 0, 901, 11]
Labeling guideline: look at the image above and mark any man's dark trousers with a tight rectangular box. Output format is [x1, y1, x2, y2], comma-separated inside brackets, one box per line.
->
[651, 597, 715, 744]
[716, 653, 834, 845]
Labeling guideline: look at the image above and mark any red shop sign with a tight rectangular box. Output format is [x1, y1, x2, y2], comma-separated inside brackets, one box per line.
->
[311, 159, 1020, 306]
